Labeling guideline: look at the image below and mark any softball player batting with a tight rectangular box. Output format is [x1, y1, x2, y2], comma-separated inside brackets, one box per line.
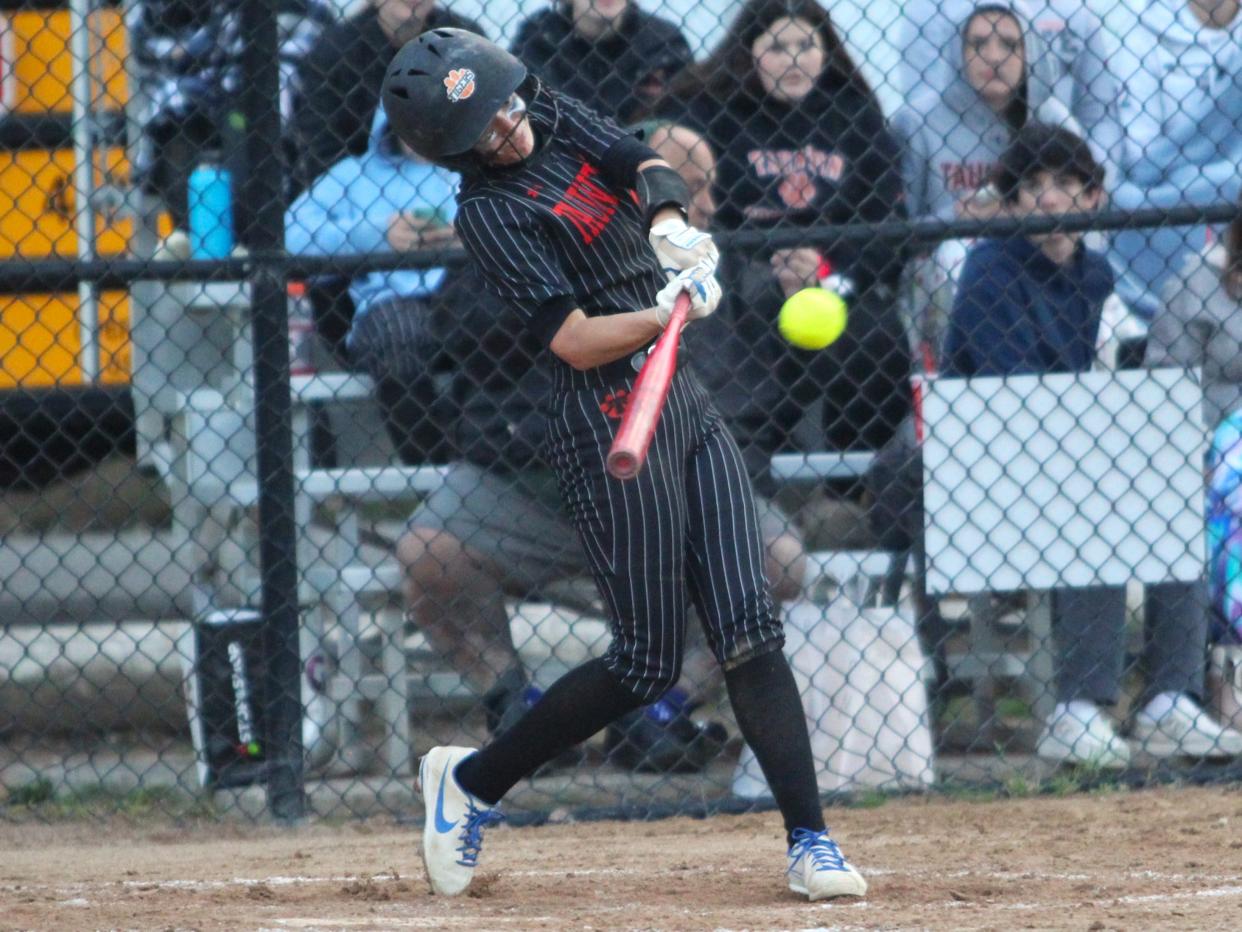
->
[381, 28, 866, 902]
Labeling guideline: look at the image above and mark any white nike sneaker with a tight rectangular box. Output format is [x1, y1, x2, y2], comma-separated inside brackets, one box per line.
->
[417, 746, 504, 896]
[1036, 701, 1130, 769]
[1208, 646, 1242, 733]
[1132, 693, 1242, 759]
[786, 828, 867, 900]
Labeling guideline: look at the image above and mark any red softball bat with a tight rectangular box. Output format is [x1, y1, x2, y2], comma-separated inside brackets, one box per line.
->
[606, 291, 691, 480]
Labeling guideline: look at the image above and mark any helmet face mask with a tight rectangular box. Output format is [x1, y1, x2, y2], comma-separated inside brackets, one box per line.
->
[382, 28, 528, 163]
[471, 92, 533, 164]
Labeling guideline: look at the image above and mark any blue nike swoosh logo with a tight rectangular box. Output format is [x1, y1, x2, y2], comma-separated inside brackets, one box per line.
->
[433, 768, 457, 834]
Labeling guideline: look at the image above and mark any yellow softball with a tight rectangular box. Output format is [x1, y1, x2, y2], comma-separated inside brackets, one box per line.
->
[778, 287, 848, 350]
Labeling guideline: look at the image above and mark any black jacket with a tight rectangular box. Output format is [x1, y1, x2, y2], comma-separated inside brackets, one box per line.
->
[676, 75, 906, 289]
[292, 5, 483, 189]
[511, 6, 691, 124]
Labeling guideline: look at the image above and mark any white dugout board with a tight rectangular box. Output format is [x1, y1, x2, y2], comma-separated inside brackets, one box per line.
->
[923, 368, 1206, 595]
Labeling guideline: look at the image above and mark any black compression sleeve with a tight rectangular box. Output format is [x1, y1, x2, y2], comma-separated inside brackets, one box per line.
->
[635, 165, 691, 229]
[598, 134, 654, 188]
[600, 136, 690, 229]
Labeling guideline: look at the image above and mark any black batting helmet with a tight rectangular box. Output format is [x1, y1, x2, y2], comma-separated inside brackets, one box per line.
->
[382, 28, 527, 162]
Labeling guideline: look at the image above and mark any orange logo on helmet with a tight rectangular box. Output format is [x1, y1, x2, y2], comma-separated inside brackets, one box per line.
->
[443, 69, 476, 102]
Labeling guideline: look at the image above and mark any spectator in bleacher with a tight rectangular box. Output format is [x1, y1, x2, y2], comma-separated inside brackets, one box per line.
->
[1105, 0, 1242, 322]
[893, 3, 1078, 225]
[131, 0, 335, 239]
[944, 123, 1242, 766]
[892, 3, 1082, 357]
[292, 0, 485, 191]
[1144, 192, 1242, 732]
[1145, 211, 1242, 456]
[657, 0, 912, 457]
[941, 128, 1108, 377]
[895, 1, 1123, 182]
[511, 0, 692, 124]
[290, 2, 485, 382]
[284, 105, 461, 462]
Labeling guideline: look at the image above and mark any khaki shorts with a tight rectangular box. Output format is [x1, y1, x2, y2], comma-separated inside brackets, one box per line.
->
[408, 462, 793, 596]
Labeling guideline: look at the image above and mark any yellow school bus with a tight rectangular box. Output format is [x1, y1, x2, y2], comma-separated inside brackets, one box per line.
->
[0, 5, 133, 389]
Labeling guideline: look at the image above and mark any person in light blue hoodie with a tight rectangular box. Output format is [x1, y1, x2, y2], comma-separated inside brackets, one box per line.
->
[285, 102, 461, 383]
[1105, 0, 1242, 320]
[286, 102, 462, 463]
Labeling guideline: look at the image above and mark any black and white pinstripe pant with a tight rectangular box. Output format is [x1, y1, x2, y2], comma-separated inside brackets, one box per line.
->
[545, 357, 785, 702]
[347, 295, 437, 383]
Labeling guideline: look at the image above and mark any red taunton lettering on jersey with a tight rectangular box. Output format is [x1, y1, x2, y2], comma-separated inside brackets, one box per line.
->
[553, 163, 619, 244]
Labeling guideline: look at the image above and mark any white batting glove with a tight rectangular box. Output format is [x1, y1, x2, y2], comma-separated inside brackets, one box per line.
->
[654, 260, 722, 327]
[649, 218, 719, 277]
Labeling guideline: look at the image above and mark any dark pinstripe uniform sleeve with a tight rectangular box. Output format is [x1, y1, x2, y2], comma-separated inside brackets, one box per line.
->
[552, 92, 630, 161]
[455, 196, 579, 347]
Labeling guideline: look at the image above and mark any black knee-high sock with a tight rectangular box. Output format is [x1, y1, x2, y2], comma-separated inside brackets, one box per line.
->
[724, 648, 825, 846]
[454, 658, 644, 805]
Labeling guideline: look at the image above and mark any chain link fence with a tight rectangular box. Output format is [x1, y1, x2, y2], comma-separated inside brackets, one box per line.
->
[1, 0, 1241, 823]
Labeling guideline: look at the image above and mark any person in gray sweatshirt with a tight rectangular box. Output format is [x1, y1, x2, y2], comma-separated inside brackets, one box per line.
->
[892, 2, 1079, 356]
[1146, 241, 1242, 435]
[892, 2, 1077, 224]
[896, 1, 1123, 184]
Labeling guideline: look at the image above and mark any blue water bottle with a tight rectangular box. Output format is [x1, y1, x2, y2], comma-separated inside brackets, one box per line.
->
[188, 156, 235, 259]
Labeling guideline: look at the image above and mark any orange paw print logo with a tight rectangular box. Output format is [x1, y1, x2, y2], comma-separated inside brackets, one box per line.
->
[443, 68, 476, 102]
[778, 171, 816, 209]
[600, 389, 630, 420]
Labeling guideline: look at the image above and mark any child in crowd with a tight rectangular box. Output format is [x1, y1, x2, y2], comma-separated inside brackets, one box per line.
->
[942, 123, 1109, 377]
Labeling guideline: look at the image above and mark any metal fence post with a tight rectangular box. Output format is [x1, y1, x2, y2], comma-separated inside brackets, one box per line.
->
[239, 0, 304, 821]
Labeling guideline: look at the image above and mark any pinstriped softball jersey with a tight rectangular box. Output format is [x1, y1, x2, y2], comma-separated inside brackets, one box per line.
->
[454, 84, 784, 700]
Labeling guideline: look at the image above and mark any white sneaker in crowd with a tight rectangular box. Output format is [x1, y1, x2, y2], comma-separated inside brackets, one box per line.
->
[417, 746, 504, 896]
[786, 828, 868, 900]
[1132, 692, 1242, 759]
[1036, 700, 1130, 769]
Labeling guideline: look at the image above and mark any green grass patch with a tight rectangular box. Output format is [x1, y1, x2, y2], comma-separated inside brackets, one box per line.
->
[1002, 774, 1034, 798]
[852, 788, 889, 809]
[996, 697, 1033, 720]
[938, 779, 1001, 803]
[3, 780, 216, 822]
[5, 777, 55, 807]
[1042, 771, 1085, 796]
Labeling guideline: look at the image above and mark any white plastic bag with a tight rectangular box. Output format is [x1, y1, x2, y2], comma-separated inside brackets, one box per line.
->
[732, 596, 935, 797]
